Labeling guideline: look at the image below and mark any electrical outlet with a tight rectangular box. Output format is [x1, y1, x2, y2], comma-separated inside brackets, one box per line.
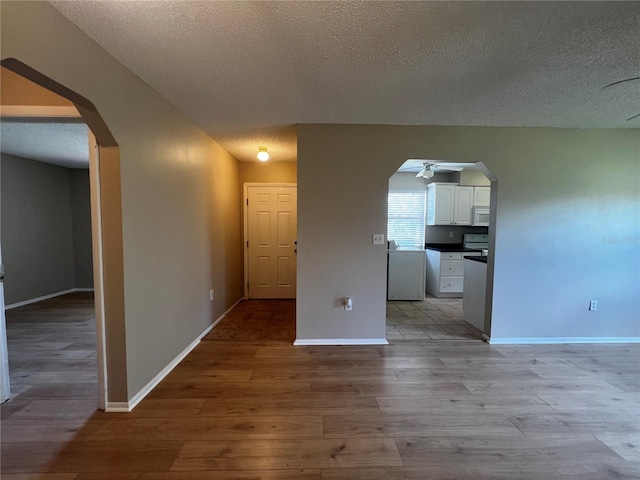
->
[449, 231, 454, 238]
[373, 234, 385, 245]
[344, 297, 353, 311]
[210, 290, 214, 301]
[589, 300, 597, 311]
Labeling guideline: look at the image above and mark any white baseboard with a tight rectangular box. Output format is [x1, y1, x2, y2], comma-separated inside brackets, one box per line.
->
[488, 337, 640, 345]
[105, 297, 243, 413]
[294, 338, 389, 346]
[104, 402, 130, 412]
[5, 288, 94, 310]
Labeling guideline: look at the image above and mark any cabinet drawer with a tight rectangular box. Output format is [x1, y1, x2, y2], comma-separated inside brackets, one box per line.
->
[441, 252, 462, 260]
[440, 260, 464, 276]
[439, 277, 464, 293]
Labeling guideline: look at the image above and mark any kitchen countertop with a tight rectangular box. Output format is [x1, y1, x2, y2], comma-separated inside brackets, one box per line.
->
[464, 255, 488, 263]
[426, 243, 483, 253]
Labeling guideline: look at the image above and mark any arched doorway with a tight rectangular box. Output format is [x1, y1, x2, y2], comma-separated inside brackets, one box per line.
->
[0, 58, 126, 409]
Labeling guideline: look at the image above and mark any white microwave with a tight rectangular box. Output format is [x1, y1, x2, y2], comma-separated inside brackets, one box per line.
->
[472, 206, 490, 226]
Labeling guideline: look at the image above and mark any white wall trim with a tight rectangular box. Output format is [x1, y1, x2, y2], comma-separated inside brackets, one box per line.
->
[294, 338, 389, 346]
[104, 402, 129, 412]
[105, 297, 243, 413]
[4, 288, 94, 310]
[488, 337, 640, 345]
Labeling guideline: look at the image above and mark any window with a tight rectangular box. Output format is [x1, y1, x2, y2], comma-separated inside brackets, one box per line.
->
[387, 190, 426, 249]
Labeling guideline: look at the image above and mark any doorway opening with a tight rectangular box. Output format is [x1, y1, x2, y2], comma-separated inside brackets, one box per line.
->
[0, 59, 126, 411]
[385, 159, 496, 342]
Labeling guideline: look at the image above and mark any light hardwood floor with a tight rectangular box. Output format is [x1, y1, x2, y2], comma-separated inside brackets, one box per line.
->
[1, 295, 639, 479]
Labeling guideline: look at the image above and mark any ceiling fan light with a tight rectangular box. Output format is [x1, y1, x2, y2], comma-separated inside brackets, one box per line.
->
[257, 146, 269, 162]
[424, 169, 434, 179]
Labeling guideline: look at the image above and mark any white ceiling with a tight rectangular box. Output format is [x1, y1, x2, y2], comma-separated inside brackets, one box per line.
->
[0, 122, 89, 169]
[50, 1, 640, 163]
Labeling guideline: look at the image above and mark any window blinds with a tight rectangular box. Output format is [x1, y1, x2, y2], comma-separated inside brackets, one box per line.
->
[387, 191, 426, 248]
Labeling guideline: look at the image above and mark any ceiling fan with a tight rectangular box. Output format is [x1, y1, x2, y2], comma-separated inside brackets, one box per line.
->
[411, 161, 463, 179]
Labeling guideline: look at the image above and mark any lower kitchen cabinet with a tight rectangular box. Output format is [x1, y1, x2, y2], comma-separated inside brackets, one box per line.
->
[426, 250, 480, 298]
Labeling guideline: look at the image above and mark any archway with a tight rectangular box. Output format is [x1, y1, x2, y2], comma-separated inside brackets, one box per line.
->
[0, 58, 127, 409]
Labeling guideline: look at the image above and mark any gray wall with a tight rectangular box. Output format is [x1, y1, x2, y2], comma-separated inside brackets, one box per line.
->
[298, 124, 639, 342]
[70, 168, 93, 288]
[0, 153, 86, 305]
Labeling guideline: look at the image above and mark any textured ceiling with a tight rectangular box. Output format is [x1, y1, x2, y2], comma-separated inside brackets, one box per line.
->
[50, 1, 640, 163]
[0, 122, 89, 169]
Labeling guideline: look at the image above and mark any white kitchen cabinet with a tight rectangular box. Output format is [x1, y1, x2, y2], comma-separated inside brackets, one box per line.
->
[426, 183, 474, 226]
[426, 249, 481, 298]
[453, 186, 474, 225]
[473, 186, 491, 207]
[426, 183, 455, 225]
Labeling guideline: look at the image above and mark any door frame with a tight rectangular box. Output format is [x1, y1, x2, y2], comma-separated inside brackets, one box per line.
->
[0, 242, 9, 403]
[242, 182, 297, 299]
[0, 108, 109, 409]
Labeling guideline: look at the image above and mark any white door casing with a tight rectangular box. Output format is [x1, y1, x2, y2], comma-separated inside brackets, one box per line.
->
[0, 242, 10, 404]
[244, 184, 297, 299]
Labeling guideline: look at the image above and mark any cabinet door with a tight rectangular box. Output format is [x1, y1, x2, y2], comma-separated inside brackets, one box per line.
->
[474, 186, 491, 207]
[453, 186, 473, 225]
[432, 184, 455, 225]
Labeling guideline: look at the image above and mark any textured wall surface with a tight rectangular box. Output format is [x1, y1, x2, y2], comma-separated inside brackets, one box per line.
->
[70, 169, 93, 288]
[1, 153, 76, 305]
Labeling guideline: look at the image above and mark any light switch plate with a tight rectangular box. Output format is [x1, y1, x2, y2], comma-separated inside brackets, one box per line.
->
[373, 234, 385, 245]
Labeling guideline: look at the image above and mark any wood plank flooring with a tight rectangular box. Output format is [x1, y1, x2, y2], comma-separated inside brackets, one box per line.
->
[2, 296, 639, 479]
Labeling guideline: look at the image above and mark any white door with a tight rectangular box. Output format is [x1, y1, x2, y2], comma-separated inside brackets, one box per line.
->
[0, 242, 10, 403]
[246, 185, 297, 299]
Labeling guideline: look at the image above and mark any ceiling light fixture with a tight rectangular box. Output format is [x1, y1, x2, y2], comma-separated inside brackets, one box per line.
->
[257, 146, 269, 162]
[416, 164, 434, 179]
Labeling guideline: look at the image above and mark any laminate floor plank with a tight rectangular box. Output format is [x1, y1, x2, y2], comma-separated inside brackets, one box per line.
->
[137, 470, 322, 480]
[310, 380, 470, 396]
[1, 475, 79, 480]
[172, 438, 403, 470]
[594, 433, 640, 462]
[147, 380, 312, 399]
[323, 413, 523, 438]
[394, 435, 625, 467]
[461, 378, 629, 396]
[85, 415, 323, 441]
[10, 399, 99, 419]
[537, 392, 640, 413]
[320, 465, 565, 480]
[376, 394, 557, 414]
[1, 441, 183, 473]
[199, 394, 380, 416]
[554, 460, 640, 479]
[506, 412, 640, 435]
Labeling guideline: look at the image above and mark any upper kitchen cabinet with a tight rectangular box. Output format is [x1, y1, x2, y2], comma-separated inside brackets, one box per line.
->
[426, 183, 455, 225]
[453, 185, 474, 225]
[427, 183, 475, 225]
[473, 186, 491, 207]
